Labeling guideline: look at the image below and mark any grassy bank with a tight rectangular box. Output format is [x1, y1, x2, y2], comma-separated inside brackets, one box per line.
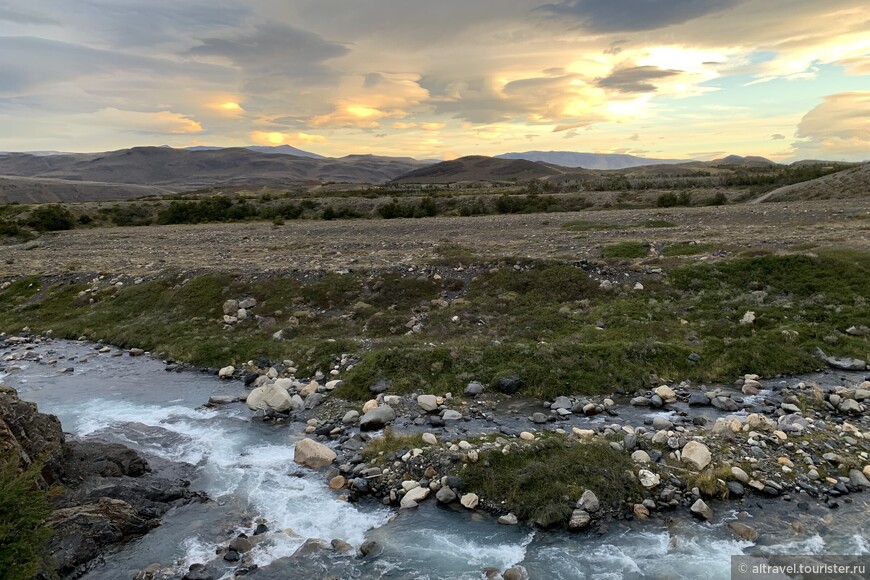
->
[0, 250, 867, 399]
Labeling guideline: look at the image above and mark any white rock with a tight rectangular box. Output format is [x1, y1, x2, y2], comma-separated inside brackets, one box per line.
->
[638, 469, 660, 488]
[218, 365, 235, 378]
[293, 438, 336, 470]
[417, 394, 439, 412]
[740, 311, 756, 325]
[681, 441, 712, 470]
[422, 433, 438, 445]
[246, 382, 298, 413]
[400, 486, 430, 508]
[519, 432, 535, 441]
[631, 450, 652, 464]
[460, 493, 479, 509]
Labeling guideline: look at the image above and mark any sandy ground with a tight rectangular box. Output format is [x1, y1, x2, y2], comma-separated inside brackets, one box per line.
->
[1, 200, 868, 278]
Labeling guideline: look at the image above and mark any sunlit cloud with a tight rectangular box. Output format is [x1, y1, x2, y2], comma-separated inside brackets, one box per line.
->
[250, 130, 326, 146]
[792, 91, 870, 158]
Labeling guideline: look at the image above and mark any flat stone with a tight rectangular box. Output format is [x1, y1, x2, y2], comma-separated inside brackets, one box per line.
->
[400, 486, 430, 508]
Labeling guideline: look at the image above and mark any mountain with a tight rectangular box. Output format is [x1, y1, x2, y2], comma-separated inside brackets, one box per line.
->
[751, 162, 870, 203]
[392, 155, 568, 184]
[496, 150, 687, 170]
[0, 147, 427, 201]
[0, 146, 425, 186]
[709, 154, 776, 166]
[186, 144, 325, 159]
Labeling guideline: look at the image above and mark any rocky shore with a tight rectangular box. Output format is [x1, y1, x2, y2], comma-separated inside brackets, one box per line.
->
[0, 379, 206, 579]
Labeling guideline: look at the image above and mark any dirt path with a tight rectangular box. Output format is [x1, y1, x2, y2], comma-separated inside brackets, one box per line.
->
[1, 201, 868, 278]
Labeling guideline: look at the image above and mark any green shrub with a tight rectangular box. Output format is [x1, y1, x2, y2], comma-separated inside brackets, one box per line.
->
[0, 460, 54, 579]
[601, 241, 648, 259]
[22, 205, 74, 231]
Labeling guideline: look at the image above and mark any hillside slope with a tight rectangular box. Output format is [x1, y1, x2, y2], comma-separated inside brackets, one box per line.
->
[752, 163, 870, 203]
[0, 147, 426, 199]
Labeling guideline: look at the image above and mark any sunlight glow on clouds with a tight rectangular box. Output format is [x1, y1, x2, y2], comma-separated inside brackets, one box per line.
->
[0, 0, 867, 160]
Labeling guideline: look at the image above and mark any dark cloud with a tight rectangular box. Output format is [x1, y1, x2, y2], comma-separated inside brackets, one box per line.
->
[188, 23, 349, 88]
[596, 65, 680, 93]
[770, 133, 785, 140]
[540, 0, 743, 32]
[0, 6, 59, 25]
[0, 36, 227, 95]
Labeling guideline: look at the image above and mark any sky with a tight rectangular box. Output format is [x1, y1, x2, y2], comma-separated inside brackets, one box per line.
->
[0, 0, 868, 161]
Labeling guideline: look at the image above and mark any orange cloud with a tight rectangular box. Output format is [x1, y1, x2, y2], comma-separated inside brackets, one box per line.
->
[250, 131, 326, 145]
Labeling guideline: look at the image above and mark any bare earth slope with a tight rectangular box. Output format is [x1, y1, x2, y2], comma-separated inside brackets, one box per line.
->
[753, 163, 870, 203]
[0, 176, 172, 203]
[2, 201, 867, 278]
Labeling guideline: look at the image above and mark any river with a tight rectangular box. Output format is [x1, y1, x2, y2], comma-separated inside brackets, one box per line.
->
[3, 338, 869, 579]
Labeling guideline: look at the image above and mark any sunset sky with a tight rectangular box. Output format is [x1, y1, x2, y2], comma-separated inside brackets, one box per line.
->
[0, 0, 868, 161]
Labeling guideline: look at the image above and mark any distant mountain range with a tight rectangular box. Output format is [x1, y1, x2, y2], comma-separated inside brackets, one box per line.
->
[0, 146, 426, 202]
[185, 144, 325, 159]
[496, 150, 688, 170]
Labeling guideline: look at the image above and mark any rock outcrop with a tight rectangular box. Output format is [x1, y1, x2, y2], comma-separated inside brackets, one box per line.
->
[0, 385, 206, 579]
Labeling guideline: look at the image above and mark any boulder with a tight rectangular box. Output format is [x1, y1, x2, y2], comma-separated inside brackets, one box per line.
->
[417, 394, 439, 412]
[342, 410, 359, 424]
[460, 493, 479, 509]
[681, 441, 712, 470]
[690, 498, 713, 521]
[551, 396, 572, 410]
[568, 509, 591, 530]
[222, 299, 239, 315]
[727, 522, 758, 542]
[442, 409, 463, 421]
[631, 450, 652, 464]
[246, 383, 296, 413]
[498, 513, 518, 525]
[577, 490, 600, 513]
[46, 498, 153, 578]
[653, 385, 676, 403]
[218, 366, 235, 379]
[497, 375, 522, 394]
[293, 438, 337, 470]
[400, 486, 430, 508]
[436, 487, 457, 504]
[359, 405, 396, 431]
[464, 381, 484, 396]
[638, 469, 660, 488]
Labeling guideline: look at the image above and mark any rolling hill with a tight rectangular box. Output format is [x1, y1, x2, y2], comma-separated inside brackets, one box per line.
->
[752, 162, 870, 203]
[392, 155, 569, 184]
[0, 147, 427, 201]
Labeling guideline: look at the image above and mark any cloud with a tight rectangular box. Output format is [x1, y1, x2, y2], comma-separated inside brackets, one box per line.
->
[792, 92, 870, 159]
[308, 72, 429, 128]
[188, 23, 349, 91]
[0, 6, 59, 25]
[250, 130, 325, 145]
[85, 108, 203, 134]
[420, 122, 446, 131]
[392, 122, 417, 129]
[771, 133, 785, 140]
[540, 0, 743, 32]
[0, 36, 226, 95]
[596, 65, 681, 93]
